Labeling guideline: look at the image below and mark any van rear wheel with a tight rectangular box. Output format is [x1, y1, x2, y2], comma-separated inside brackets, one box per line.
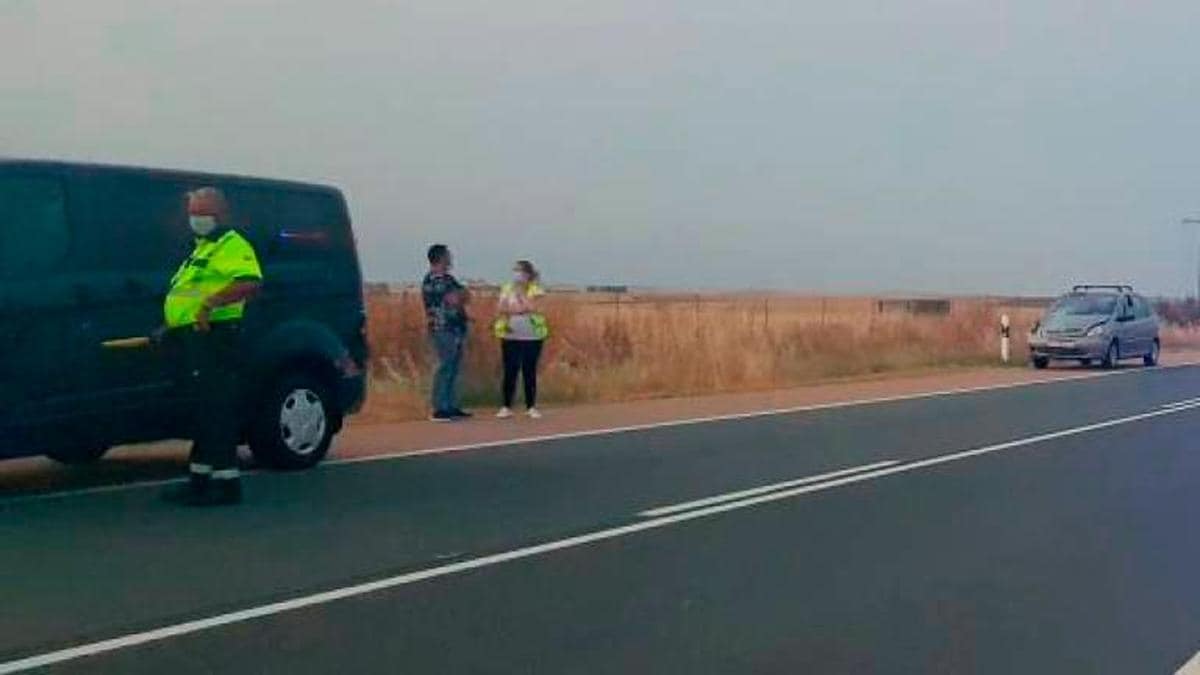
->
[249, 372, 337, 470]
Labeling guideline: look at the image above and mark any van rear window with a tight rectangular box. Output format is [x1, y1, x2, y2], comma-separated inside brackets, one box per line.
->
[0, 175, 69, 277]
[224, 186, 349, 260]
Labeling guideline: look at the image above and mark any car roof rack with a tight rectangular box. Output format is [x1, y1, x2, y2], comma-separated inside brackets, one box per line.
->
[1072, 284, 1133, 293]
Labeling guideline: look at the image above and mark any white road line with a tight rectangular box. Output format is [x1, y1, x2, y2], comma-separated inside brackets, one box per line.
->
[1178, 649, 1200, 674]
[6, 362, 1195, 505]
[1160, 397, 1200, 410]
[638, 460, 898, 517]
[3, 400, 1198, 674]
[326, 363, 1195, 468]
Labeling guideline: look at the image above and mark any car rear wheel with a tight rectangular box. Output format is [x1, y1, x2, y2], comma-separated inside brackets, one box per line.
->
[1032, 356, 1049, 370]
[45, 444, 109, 466]
[249, 371, 337, 470]
[1101, 341, 1119, 369]
[1078, 358, 1093, 367]
[1144, 340, 1160, 367]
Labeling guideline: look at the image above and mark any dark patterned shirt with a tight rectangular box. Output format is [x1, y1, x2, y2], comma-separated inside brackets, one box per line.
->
[422, 271, 467, 334]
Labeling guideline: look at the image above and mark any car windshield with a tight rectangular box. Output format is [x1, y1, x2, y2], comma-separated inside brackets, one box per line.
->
[1050, 294, 1117, 317]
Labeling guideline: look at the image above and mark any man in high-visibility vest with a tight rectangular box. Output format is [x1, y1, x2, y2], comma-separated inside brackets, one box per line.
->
[162, 187, 262, 506]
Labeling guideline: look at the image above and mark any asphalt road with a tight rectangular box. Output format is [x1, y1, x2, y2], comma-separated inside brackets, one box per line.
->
[4, 365, 1200, 673]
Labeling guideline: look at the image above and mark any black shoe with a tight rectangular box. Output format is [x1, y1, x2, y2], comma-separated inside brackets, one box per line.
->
[449, 408, 474, 419]
[430, 410, 457, 423]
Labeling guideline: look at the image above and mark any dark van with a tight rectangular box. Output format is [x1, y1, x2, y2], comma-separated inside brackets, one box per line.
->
[0, 160, 368, 469]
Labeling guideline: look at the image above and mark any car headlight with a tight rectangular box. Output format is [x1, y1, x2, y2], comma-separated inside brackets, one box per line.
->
[1086, 323, 1108, 337]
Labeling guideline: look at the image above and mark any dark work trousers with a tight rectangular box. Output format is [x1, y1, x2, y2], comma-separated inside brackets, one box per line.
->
[176, 323, 245, 480]
[501, 339, 544, 409]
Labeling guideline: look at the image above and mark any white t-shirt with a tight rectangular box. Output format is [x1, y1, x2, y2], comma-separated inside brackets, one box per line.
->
[499, 286, 543, 341]
[506, 314, 539, 340]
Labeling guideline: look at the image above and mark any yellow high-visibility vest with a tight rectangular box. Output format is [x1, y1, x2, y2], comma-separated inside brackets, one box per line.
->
[493, 282, 549, 339]
[164, 230, 263, 329]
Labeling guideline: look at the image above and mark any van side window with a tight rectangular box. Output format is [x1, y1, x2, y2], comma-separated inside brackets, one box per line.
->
[72, 173, 191, 272]
[0, 176, 69, 277]
[1134, 297, 1152, 319]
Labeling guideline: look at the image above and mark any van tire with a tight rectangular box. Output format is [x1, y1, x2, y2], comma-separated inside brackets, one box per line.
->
[1102, 341, 1119, 369]
[1145, 340, 1160, 367]
[45, 444, 109, 465]
[249, 371, 337, 470]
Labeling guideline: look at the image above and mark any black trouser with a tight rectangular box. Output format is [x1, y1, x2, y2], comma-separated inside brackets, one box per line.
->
[501, 339, 544, 409]
[176, 323, 245, 479]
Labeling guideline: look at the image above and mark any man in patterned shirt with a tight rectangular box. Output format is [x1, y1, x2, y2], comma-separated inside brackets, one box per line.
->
[422, 244, 472, 421]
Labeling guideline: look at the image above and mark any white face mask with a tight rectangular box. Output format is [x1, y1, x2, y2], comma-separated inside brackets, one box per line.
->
[513, 272, 529, 284]
[189, 215, 218, 237]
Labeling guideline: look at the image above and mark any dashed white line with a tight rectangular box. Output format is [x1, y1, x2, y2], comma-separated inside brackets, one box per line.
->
[638, 460, 898, 517]
[1159, 397, 1200, 411]
[3, 399, 1198, 674]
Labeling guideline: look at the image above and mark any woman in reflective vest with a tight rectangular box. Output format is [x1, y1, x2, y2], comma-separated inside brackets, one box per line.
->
[493, 260, 549, 419]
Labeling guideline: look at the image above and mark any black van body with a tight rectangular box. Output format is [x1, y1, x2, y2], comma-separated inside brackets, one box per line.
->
[0, 160, 367, 469]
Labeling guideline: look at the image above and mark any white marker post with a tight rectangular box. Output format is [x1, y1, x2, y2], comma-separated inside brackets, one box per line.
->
[1000, 314, 1012, 364]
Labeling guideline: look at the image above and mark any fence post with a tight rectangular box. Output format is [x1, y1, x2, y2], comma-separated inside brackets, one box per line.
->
[1000, 314, 1012, 364]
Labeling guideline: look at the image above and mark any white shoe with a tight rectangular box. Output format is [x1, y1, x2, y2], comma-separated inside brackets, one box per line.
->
[496, 407, 513, 419]
[527, 407, 542, 419]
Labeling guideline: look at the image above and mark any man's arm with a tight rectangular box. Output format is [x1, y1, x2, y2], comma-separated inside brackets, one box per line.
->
[195, 280, 262, 331]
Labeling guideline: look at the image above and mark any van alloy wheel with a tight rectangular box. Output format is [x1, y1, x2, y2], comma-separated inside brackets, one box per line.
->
[279, 388, 327, 456]
[250, 371, 337, 470]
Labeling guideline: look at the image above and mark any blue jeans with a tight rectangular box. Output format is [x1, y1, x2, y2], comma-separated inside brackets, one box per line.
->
[431, 330, 464, 412]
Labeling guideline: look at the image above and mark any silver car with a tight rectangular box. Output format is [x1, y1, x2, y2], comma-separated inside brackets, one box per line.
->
[1029, 285, 1160, 369]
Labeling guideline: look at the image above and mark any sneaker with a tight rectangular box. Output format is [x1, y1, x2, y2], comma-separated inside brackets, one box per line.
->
[430, 410, 456, 423]
[450, 408, 474, 419]
[527, 407, 543, 419]
[496, 407, 514, 419]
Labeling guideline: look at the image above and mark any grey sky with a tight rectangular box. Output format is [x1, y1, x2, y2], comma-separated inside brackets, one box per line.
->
[4, 1, 1200, 295]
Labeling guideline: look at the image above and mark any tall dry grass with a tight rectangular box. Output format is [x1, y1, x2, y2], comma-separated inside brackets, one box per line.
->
[360, 290, 1047, 422]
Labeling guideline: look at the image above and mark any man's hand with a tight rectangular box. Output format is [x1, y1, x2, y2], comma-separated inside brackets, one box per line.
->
[195, 280, 260, 332]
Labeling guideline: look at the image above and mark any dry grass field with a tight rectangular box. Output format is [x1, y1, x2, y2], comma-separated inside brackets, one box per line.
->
[360, 288, 1073, 422]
